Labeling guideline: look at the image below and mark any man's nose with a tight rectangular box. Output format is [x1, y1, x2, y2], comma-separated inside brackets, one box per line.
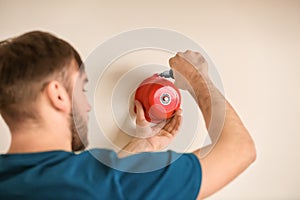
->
[87, 102, 92, 112]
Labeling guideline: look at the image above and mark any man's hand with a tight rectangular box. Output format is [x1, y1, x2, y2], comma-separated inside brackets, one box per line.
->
[169, 50, 209, 91]
[169, 50, 216, 128]
[118, 101, 182, 158]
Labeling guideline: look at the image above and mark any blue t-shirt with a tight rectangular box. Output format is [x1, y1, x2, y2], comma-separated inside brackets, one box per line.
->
[0, 149, 202, 199]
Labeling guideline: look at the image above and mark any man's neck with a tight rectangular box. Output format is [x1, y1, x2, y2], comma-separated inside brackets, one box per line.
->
[7, 123, 72, 154]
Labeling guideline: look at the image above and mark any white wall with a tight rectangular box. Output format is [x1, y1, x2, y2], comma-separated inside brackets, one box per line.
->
[1, 0, 300, 199]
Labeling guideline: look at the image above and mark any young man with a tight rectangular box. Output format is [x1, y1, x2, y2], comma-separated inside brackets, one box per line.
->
[0, 31, 256, 199]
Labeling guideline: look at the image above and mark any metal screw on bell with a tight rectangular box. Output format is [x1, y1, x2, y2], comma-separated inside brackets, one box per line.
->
[134, 70, 181, 123]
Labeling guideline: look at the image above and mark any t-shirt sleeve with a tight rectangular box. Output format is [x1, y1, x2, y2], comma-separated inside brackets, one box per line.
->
[117, 151, 202, 200]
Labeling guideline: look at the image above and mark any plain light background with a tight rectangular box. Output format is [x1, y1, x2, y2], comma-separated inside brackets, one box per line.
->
[0, 0, 300, 199]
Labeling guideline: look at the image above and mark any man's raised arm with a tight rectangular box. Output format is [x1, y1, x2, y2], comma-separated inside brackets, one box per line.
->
[169, 50, 256, 199]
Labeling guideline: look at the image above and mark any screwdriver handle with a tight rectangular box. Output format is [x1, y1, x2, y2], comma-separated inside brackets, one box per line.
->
[158, 69, 174, 79]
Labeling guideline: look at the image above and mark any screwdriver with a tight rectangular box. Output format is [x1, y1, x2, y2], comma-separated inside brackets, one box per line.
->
[158, 69, 174, 79]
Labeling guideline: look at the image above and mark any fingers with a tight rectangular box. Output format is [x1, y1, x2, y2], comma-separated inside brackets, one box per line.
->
[178, 50, 202, 58]
[162, 109, 182, 137]
[135, 100, 182, 141]
[169, 50, 209, 91]
[135, 100, 148, 127]
[169, 50, 195, 65]
[169, 50, 206, 67]
[152, 120, 167, 134]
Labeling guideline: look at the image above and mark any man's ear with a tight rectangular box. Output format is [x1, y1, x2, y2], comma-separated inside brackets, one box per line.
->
[46, 81, 71, 113]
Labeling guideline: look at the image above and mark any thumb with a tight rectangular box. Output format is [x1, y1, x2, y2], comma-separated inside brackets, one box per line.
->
[135, 100, 154, 138]
[135, 100, 148, 127]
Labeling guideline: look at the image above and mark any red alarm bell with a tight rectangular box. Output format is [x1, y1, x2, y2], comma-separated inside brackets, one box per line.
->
[134, 73, 181, 123]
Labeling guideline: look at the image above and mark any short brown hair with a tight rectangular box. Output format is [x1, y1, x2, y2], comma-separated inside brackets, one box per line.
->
[0, 31, 83, 121]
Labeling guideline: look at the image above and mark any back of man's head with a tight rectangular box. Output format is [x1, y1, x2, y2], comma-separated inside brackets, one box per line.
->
[0, 31, 82, 124]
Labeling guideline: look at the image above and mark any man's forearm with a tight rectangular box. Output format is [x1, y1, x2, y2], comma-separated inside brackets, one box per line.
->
[189, 73, 254, 152]
[190, 74, 256, 199]
[187, 74, 219, 128]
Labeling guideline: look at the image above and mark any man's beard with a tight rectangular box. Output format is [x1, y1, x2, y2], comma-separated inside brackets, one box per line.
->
[70, 110, 89, 152]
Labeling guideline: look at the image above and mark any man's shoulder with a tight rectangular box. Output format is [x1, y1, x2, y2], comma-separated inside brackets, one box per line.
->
[0, 149, 117, 172]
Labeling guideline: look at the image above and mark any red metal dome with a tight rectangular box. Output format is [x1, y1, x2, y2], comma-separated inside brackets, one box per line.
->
[134, 74, 181, 123]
